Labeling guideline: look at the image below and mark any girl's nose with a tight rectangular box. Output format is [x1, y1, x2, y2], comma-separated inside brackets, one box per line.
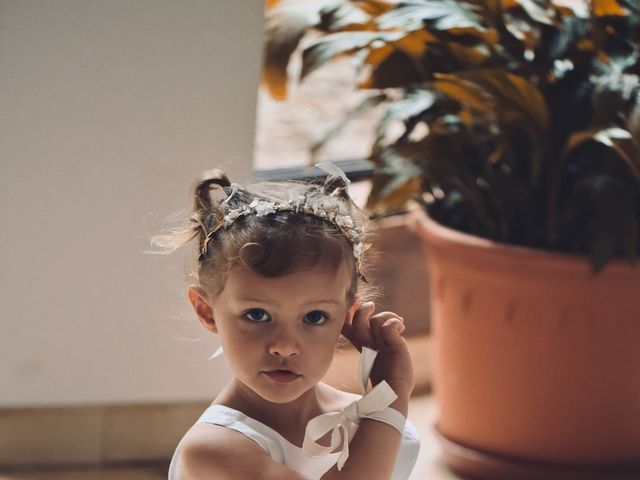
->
[267, 329, 300, 358]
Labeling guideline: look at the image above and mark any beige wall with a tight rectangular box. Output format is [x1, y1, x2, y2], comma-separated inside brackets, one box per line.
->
[0, 1, 264, 406]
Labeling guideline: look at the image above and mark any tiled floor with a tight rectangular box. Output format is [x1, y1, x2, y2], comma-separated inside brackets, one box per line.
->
[0, 395, 461, 480]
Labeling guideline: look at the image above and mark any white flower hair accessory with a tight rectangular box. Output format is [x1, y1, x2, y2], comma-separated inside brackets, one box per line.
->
[199, 164, 371, 266]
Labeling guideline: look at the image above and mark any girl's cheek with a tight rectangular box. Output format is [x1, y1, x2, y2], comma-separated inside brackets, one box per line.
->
[231, 321, 269, 340]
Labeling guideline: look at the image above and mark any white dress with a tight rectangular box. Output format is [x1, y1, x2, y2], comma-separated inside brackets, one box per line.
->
[168, 403, 421, 480]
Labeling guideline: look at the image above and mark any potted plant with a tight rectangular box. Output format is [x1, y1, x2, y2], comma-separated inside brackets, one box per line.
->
[263, 1, 640, 478]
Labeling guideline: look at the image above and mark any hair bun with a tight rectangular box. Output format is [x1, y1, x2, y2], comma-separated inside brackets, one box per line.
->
[192, 169, 231, 212]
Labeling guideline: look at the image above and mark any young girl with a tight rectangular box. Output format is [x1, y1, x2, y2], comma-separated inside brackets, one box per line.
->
[157, 165, 420, 479]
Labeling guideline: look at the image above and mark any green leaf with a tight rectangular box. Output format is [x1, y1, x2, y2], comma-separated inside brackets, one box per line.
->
[592, 71, 640, 127]
[515, 0, 557, 26]
[446, 42, 492, 67]
[503, 9, 544, 53]
[435, 70, 549, 183]
[362, 48, 424, 88]
[263, 1, 323, 99]
[376, 89, 439, 139]
[591, 0, 628, 17]
[432, 73, 496, 110]
[456, 70, 549, 132]
[367, 147, 424, 213]
[563, 127, 640, 182]
[375, 0, 500, 48]
[584, 176, 637, 270]
[376, 0, 481, 31]
[301, 31, 402, 79]
[319, 1, 372, 30]
[263, 0, 378, 98]
[549, 0, 589, 18]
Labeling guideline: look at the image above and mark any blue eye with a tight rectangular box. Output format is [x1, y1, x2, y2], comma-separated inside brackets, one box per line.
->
[304, 310, 328, 325]
[244, 309, 270, 323]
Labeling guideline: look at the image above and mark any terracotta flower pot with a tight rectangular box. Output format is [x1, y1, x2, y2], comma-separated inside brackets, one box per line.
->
[408, 208, 640, 480]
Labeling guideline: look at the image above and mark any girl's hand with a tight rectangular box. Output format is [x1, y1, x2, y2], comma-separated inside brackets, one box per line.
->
[341, 302, 415, 402]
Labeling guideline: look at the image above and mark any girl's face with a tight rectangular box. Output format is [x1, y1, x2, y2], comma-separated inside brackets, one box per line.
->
[191, 263, 359, 405]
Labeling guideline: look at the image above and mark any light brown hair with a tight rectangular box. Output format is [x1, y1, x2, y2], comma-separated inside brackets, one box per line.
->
[153, 169, 377, 301]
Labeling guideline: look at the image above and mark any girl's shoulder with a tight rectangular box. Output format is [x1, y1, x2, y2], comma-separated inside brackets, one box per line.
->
[177, 420, 305, 480]
[175, 421, 245, 478]
[178, 420, 260, 466]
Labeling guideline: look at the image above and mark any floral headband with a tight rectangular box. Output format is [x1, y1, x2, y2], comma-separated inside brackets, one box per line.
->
[199, 163, 371, 264]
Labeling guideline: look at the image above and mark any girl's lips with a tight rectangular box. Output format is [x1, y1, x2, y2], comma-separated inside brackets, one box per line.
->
[263, 369, 301, 383]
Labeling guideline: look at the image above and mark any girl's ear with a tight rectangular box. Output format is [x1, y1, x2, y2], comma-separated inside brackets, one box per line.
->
[344, 299, 361, 326]
[188, 286, 218, 333]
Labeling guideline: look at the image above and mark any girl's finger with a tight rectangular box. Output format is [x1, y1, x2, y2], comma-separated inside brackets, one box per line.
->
[371, 312, 404, 347]
[380, 317, 406, 347]
[341, 321, 358, 348]
[346, 301, 375, 349]
[341, 303, 366, 347]
[369, 313, 389, 348]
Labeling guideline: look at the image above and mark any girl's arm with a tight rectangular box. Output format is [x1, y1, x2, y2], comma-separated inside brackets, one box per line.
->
[320, 302, 414, 480]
